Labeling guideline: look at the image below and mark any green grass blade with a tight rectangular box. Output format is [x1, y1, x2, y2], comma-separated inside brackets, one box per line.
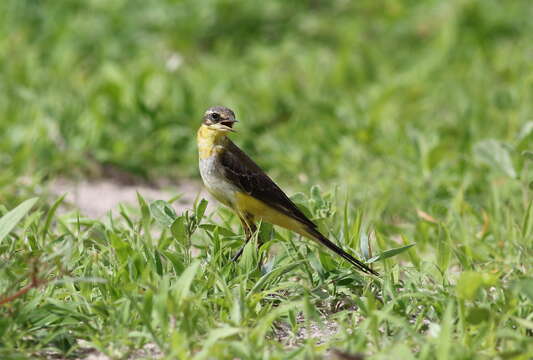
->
[150, 200, 177, 227]
[41, 195, 65, 240]
[0, 197, 38, 245]
[366, 243, 416, 264]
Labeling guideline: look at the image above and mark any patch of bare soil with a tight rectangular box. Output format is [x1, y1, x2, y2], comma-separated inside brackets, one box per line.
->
[50, 178, 211, 218]
[40, 341, 163, 360]
[273, 313, 340, 348]
[272, 311, 367, 359]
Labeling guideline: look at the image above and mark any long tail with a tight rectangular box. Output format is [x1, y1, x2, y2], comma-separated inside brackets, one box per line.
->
[305, 227, 379, 276]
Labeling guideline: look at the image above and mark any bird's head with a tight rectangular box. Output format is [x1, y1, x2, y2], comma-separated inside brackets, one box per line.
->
[202, 106, 238, 133]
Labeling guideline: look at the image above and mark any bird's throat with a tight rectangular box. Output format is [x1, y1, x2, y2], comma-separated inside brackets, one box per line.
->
[197, 125, 227, 159]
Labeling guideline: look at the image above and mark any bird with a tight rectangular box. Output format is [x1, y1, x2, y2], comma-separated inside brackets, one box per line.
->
[197, 106, 378, 276]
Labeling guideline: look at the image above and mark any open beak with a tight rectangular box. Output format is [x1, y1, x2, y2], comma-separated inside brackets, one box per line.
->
[216, 119, 238, 132]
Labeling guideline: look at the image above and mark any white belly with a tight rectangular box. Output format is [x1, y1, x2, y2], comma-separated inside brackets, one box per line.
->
[199, 156, 239, 208]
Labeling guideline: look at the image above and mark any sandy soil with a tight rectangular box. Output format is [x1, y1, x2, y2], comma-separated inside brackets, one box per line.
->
[50, 178, 211, 218]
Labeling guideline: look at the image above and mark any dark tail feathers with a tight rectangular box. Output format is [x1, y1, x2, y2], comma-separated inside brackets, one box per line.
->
[306, 227, 379, 276]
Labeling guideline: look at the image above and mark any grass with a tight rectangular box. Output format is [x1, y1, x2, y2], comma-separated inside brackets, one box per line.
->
[1, 0, 533, 358]
[1, 187, 531, 359]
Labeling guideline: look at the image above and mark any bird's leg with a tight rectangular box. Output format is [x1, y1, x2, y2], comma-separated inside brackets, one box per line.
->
[232, 214, 257, 262]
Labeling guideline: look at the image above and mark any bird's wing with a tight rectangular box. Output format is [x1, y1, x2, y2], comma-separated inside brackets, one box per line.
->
[220, 140, 317, 229]
[220, 139, 379, 276]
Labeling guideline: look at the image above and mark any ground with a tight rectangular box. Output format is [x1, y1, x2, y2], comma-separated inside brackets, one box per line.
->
[50, 178, 206, 218]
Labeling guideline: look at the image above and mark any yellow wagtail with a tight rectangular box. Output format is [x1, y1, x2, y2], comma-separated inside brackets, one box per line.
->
[197, 106, 378, 276]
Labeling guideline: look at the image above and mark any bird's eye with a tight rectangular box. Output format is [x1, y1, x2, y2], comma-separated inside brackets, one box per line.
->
[211, 113, 220, 121]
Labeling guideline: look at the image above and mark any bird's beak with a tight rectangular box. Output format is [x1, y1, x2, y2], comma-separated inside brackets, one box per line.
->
[214, 119, 238, 132]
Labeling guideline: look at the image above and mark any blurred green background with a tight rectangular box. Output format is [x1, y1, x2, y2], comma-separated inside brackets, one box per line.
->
[2, 0, 531, 209]
[1, 0, 532, 358]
